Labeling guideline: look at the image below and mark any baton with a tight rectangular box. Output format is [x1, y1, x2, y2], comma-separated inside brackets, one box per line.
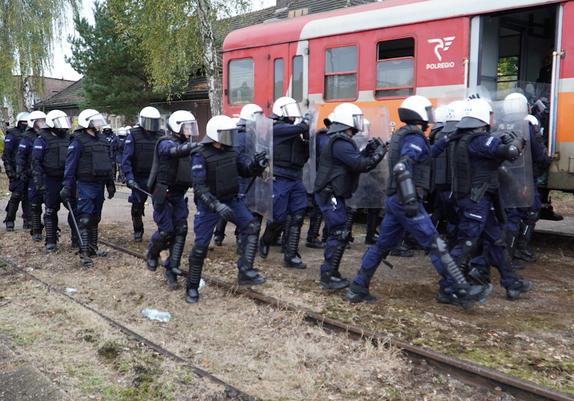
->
[244, 157, 269, 195]
[65, 200, 84, 248]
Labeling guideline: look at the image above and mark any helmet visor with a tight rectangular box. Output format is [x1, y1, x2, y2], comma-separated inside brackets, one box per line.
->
[353, 114, 365, 132]
[141, 117, 160, 132]
[88, 114, 107, 131]
[181, 121, 199, 137]
[52, 116, 72, 129]
[217, 128, 238, 146]
[425, 105, 436, 124]
[281, 102, 303, 118]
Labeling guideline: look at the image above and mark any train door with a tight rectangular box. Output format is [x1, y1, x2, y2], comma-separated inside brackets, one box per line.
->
[287, 40, 310, 112]
[266, 44, 290, 117]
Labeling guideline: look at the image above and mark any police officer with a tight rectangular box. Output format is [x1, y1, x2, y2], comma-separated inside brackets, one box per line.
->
[60, 109, 115, 267]
[122, 106, 165, 243]
[111, 127, 127, 182]
[146, 110, 198, 288]
[314, 103, 387, 290]
[258, 97, 313, 269]
[2, 111, 30, 231]
[17, 111, 47, 242]
[31, 110, 78, 252]
[306, 115, 332, 249]
[186, 115, 268, 303]
[449, 98, 532, 300]
[346, 96, 492, 308]
[102, 125, 115, 144]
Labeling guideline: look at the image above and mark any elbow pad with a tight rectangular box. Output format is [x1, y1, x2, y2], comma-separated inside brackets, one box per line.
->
[393, 161, 417, 204]
[496, 144, 520, 162]
[169, 142, 197, 159]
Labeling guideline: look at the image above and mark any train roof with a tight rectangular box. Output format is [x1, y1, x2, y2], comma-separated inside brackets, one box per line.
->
[223, 0, 561, 51]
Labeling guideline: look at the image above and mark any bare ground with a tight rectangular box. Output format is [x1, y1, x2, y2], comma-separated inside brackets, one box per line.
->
[0, 173, 573, 400]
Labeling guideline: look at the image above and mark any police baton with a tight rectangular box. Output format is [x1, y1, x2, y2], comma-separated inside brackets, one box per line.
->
[65, 200, 84, 248]
[244, 157, 269, 195]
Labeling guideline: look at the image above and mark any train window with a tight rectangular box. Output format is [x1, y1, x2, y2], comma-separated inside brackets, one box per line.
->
[292, 56, 303, 102]
[324, 45, 357, 101]
[375, 38, 415, 98]
[274, 58, 284, 101]
[228, 58, 254, 106]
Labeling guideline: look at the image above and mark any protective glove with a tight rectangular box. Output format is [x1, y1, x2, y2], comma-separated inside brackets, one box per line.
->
[373, 141, 388, 159]
[365, 137, 383, 155]
[126, 179, 141, 191]
[404, 200, 419, 218]
[59, 186, 72, 202]
[249, 151, 268, 176]
[468, 93, 481, 100]
[106, 179, 116, 199]
[4, 164, 16, 180]
[214, 201, 234, 221]
[500, 131, 518, 144]
[301, 110, 314, 127]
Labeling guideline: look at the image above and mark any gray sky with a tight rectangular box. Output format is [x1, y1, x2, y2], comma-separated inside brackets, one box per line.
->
[48, 0, 276, 81]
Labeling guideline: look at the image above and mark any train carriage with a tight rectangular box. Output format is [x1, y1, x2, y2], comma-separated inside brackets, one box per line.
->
[222, 0, 574, 196]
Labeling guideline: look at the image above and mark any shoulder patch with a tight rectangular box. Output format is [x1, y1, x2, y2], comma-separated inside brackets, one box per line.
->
[409, 143, 422, 153]
[485, 137, 494, 147]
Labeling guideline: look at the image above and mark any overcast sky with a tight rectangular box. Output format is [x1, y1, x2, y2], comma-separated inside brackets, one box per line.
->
[48, 0, 276, 81]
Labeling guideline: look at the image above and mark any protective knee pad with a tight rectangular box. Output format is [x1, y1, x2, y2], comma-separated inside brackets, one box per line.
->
[174, 220, 188, 236]
[245, 218, 261, 235]
[78, 215, 92, 229]
[454, 237, 479, 269]
[291, 210, 305, 228]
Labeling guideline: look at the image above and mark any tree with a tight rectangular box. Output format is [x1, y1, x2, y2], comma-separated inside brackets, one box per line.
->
[67, 1, 151, 118]
[0, 0, 79, 133]
[106, 0, 252, 117]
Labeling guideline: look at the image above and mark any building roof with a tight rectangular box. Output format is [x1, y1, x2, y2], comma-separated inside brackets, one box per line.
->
[34, 79, 83, 110]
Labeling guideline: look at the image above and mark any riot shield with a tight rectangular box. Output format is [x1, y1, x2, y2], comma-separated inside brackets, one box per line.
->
[302, 102, 319, 193]
[346, 105, 391, 209]
[436, 85, 492, 108]
[244, 115, 274, 219]
[491, 98, 534, 208]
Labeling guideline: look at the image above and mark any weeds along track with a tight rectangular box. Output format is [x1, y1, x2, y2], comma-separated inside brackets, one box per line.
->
[94, 239, 574, 401]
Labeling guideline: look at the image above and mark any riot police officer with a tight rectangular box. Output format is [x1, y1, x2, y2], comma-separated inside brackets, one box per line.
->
[60, 109, 115, 267]
[346, 96, 492, 308]
[314, 103, 387, 290]
[17, 111, 47, 242]
[122, 106, 165, 243]
[146, 110, 198, 288]
[111, 127, 127, 182]
[186, 115, 267, 304]
[102, 125, 115, 144]
[2, 111, 30, 231]
[449, 98, 532, 300]
[32, 110, 78, 252]
[258, 97, 313, 269]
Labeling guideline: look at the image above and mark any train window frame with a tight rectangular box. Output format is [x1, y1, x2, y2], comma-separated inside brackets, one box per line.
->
[375, 37, 415, 99]
[323, 44, 359, 102]
[274, 58, 284, 102]
[292, 55, 304, 102]
[227, 58, 255, 107]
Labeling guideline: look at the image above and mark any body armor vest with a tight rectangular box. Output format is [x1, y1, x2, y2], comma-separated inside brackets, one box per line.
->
[21, 130, 39, 173]
[386, 125, 433, 198]
[116, 136, 126, 156]
[130, 127, 163, 177]
[5, 127, 23, 164]
[274, 134, 309, 171]
[155, 135, 193, 192]
[197, 145, 239, 201]
[433, 130, 452, 190]
[314, 132, 360, 199]
[451, 130, 500, 199]
[75, 132, 113, 183]
[38, 130, 70, 179]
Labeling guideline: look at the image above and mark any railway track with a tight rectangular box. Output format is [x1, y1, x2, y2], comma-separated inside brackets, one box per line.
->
[1, 224, 572, 400]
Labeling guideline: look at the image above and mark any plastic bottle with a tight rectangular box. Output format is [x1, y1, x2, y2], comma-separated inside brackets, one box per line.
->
[142, 309, 171, 322]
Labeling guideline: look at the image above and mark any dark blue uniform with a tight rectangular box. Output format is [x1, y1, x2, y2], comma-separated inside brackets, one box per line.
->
[110, 134, 127, 182]
[2, 125, 30, 230]
[306, 127, 329, 248]
[17, 129, 43, 240]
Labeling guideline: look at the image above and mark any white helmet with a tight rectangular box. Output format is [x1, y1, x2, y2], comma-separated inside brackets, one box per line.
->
[445, 100, 465, 122]
[231, 117, 240, 126]
[398, 95, 436, 127]
[28, 110, 47, 130]
[45, 110, 72, 130]
[16, 111, 30, 123]
[203, 115, 238, 146]
[237, 104, 264, 126]
[139, 106, 161, 131]
[434, 105, 448, 124]
[117, 127, 127, 136]
[76, 109, 107, 131]
[324, 112, 334, 127]
[456, 99, 492, 129]
[270, 96, 302, 120]
[168, 110, 199, 137]
[504, 93, 529, 115]
[330, 103, 364, 133]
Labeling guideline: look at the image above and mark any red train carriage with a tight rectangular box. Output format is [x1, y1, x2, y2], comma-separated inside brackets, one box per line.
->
[222, 0, 574, 196]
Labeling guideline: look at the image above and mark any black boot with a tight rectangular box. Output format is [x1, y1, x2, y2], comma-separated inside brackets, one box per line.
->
[505, 229, 525, 270]
[213, 218, 227, 246]
[68, 210, 80, 248]
[147, 230, 174, 271]
[44, 208, 58, 253]
[238, 219, 266, 285]
[4, 197, 19, 232]
[280, 215, 292, 254]
[167, 221, 187, 276]
[78, 215, 93, 267]
[365, 209, 380, 245]
[515, 221, 536, 262]
[345, 207, 356, 246]
[30, 202, 43, 242]
[131, 205, 144, 243]
[186, 244, 209, 303]
[89, 216, 106, 257]
[258, 221, 283, 259]
[306, 212, 325, 249]
[347, 280, 378, 303]
[320, 230, 351, 290]
[283, 211, 306, 269]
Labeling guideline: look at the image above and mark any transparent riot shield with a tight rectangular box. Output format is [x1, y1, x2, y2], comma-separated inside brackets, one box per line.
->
[436, 85, 492, 108]
[491, 98, 534, 208]
[244, 115, 274, 219]
[302, 102, 319, 193]
[347, 105, 391, 209]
